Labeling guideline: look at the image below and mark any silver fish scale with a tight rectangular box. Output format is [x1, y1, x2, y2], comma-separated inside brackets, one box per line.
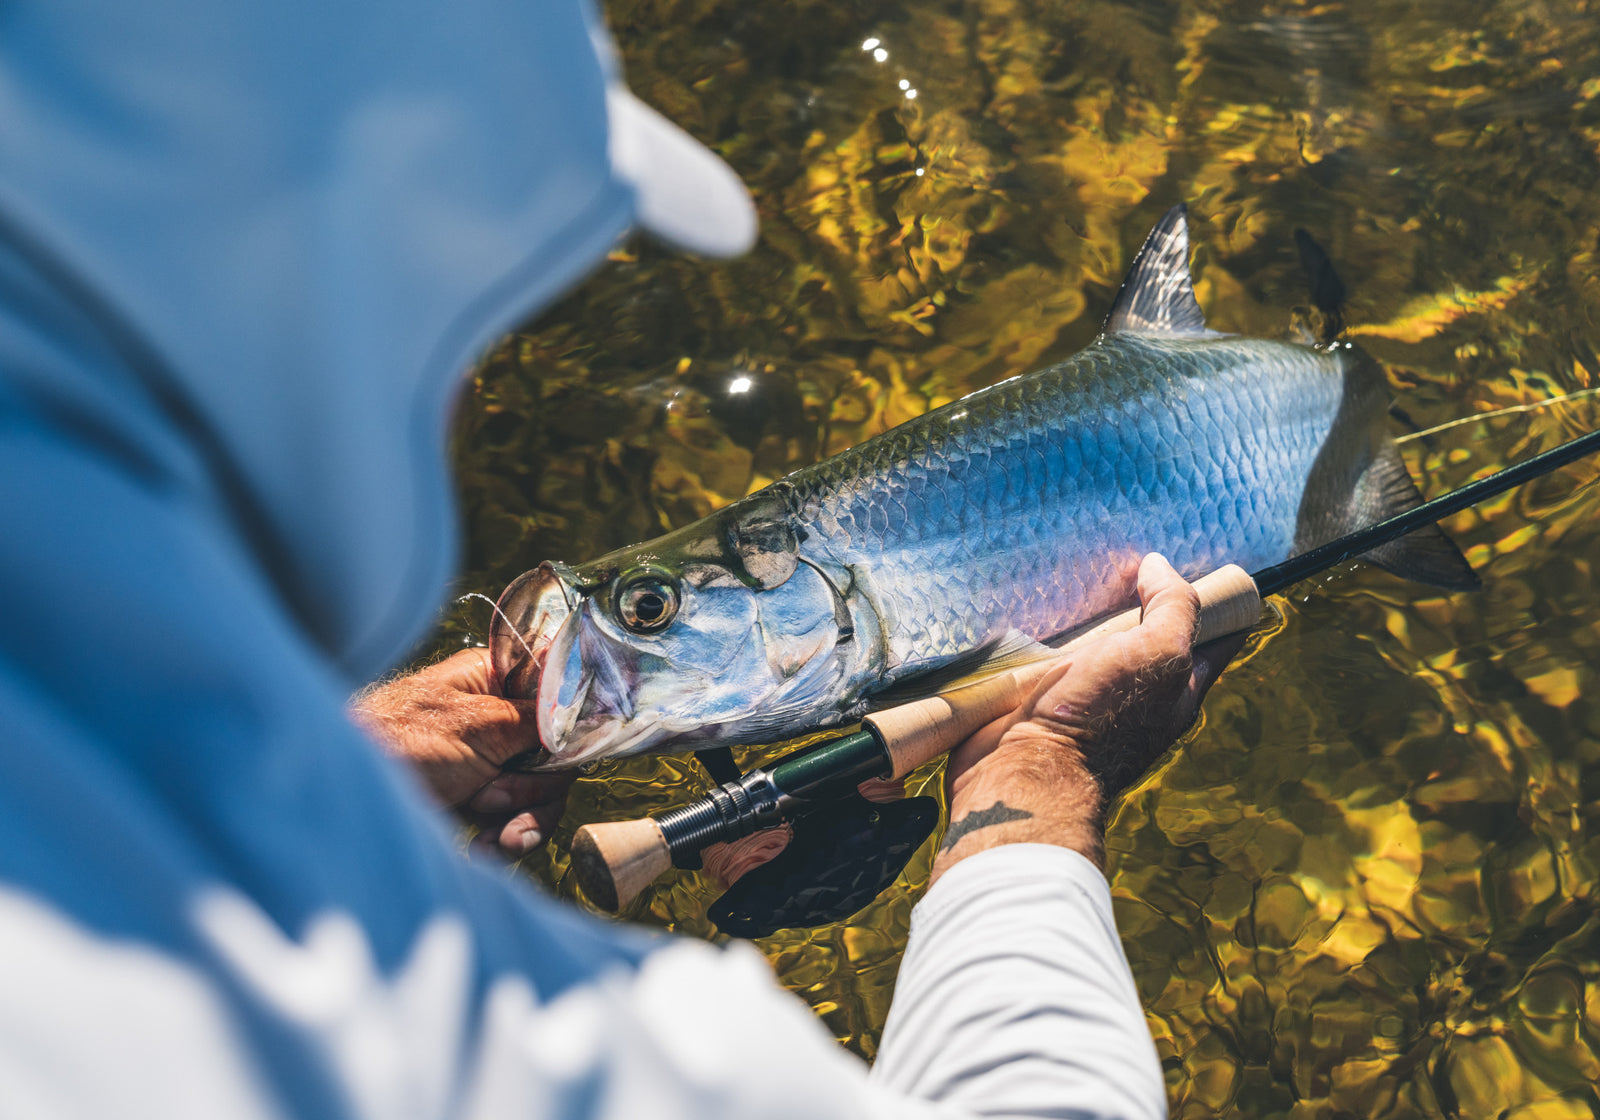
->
[782, 334, 1346, 677]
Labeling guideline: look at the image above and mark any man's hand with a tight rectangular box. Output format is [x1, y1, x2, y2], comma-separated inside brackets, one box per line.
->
[930, 553, 1243, 885]
[351, 648, 574, 855]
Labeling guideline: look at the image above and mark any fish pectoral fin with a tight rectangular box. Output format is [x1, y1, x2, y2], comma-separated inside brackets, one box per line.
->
[1356, 444, 1483, 591]
[864, 630, 1057, 709]
[1102, 203, 1219, 338]
[696, 747, 740, 785]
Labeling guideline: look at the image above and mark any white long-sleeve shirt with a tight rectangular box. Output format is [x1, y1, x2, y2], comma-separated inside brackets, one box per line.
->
[873, 846, 1166, 1118]
[0, 838, 1163, 1120]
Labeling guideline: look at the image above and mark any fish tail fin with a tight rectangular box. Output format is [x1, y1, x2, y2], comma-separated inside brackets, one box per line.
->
[1355, 443, 1482, 590]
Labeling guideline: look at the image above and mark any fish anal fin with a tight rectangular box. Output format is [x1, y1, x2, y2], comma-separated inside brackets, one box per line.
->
[1287, 311, 1319, 347]
[1103, 204, 1218, 338]
[1356, 445, 1481, 591]
[1294, 228, 1347, 343]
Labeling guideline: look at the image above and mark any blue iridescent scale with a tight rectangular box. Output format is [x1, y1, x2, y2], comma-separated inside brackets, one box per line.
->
[781, 333, 1346, 675]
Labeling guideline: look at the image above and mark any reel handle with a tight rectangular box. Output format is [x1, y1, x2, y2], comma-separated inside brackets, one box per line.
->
[570, 818, 671, 913]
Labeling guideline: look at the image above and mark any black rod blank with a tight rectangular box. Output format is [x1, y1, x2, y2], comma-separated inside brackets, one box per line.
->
[1251, 426, 1600, 597]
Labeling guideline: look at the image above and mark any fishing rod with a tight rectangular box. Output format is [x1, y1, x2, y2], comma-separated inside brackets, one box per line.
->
[570, 425, 1600, 913]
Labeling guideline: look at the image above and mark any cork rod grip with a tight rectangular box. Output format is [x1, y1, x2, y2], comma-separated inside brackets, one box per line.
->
[570, 818, 672, 912]
[867, 564, 1261, 780]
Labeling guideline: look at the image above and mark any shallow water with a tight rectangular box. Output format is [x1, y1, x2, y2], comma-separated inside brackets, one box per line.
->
[426, 0, 1600, 1114]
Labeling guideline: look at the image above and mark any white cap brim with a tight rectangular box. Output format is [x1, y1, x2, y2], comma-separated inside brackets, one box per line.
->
[606, 86, 758, 259]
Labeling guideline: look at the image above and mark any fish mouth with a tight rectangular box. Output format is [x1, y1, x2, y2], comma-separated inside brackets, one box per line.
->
[488, 562, 580, 702]
[535, 604, 675, 767]
[490, 562, 697, 769]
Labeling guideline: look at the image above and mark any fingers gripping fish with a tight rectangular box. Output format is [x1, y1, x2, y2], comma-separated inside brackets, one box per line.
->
[489, 205, 1476, 769]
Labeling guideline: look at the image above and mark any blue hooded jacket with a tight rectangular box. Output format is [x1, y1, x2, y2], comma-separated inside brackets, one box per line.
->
[0, 4, 900, 1117]
[0, 6, 1173, 1118]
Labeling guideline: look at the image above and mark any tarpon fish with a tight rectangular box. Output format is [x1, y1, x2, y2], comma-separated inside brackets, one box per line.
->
[489, 206, 1476, 768]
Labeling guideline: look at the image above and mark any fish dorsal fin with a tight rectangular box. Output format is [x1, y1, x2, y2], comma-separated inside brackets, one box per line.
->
[1103, 204, 1215, 337]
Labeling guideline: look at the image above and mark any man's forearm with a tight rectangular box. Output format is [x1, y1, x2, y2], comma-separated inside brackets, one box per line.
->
[930, 737, 1105, 887]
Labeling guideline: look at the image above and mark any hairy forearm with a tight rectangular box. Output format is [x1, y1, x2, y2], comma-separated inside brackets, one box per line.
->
[348, 648, 572, 853]
[930, 737, 1104, 887]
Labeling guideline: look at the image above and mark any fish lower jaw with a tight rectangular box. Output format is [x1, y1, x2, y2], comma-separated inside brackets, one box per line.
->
[536, 668, 640, 763]
[540, 714, 682, 768]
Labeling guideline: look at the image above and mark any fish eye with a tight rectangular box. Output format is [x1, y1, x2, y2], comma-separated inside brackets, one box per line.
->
[615, 575, 679, 633]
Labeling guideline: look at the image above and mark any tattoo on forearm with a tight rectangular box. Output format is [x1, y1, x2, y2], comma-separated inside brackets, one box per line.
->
[938, 800, 1034, 853]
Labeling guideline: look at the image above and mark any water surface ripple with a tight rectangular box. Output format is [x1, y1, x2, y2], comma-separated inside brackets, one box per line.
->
[428, 1, 1600, 1114]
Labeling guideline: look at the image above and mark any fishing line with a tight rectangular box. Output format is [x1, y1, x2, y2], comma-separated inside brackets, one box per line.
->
[1395, 387, 1600, 444]
[456, 591, 540, 663]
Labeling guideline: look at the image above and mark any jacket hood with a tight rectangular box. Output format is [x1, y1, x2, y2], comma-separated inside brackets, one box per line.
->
[0, 0, 753, 682]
